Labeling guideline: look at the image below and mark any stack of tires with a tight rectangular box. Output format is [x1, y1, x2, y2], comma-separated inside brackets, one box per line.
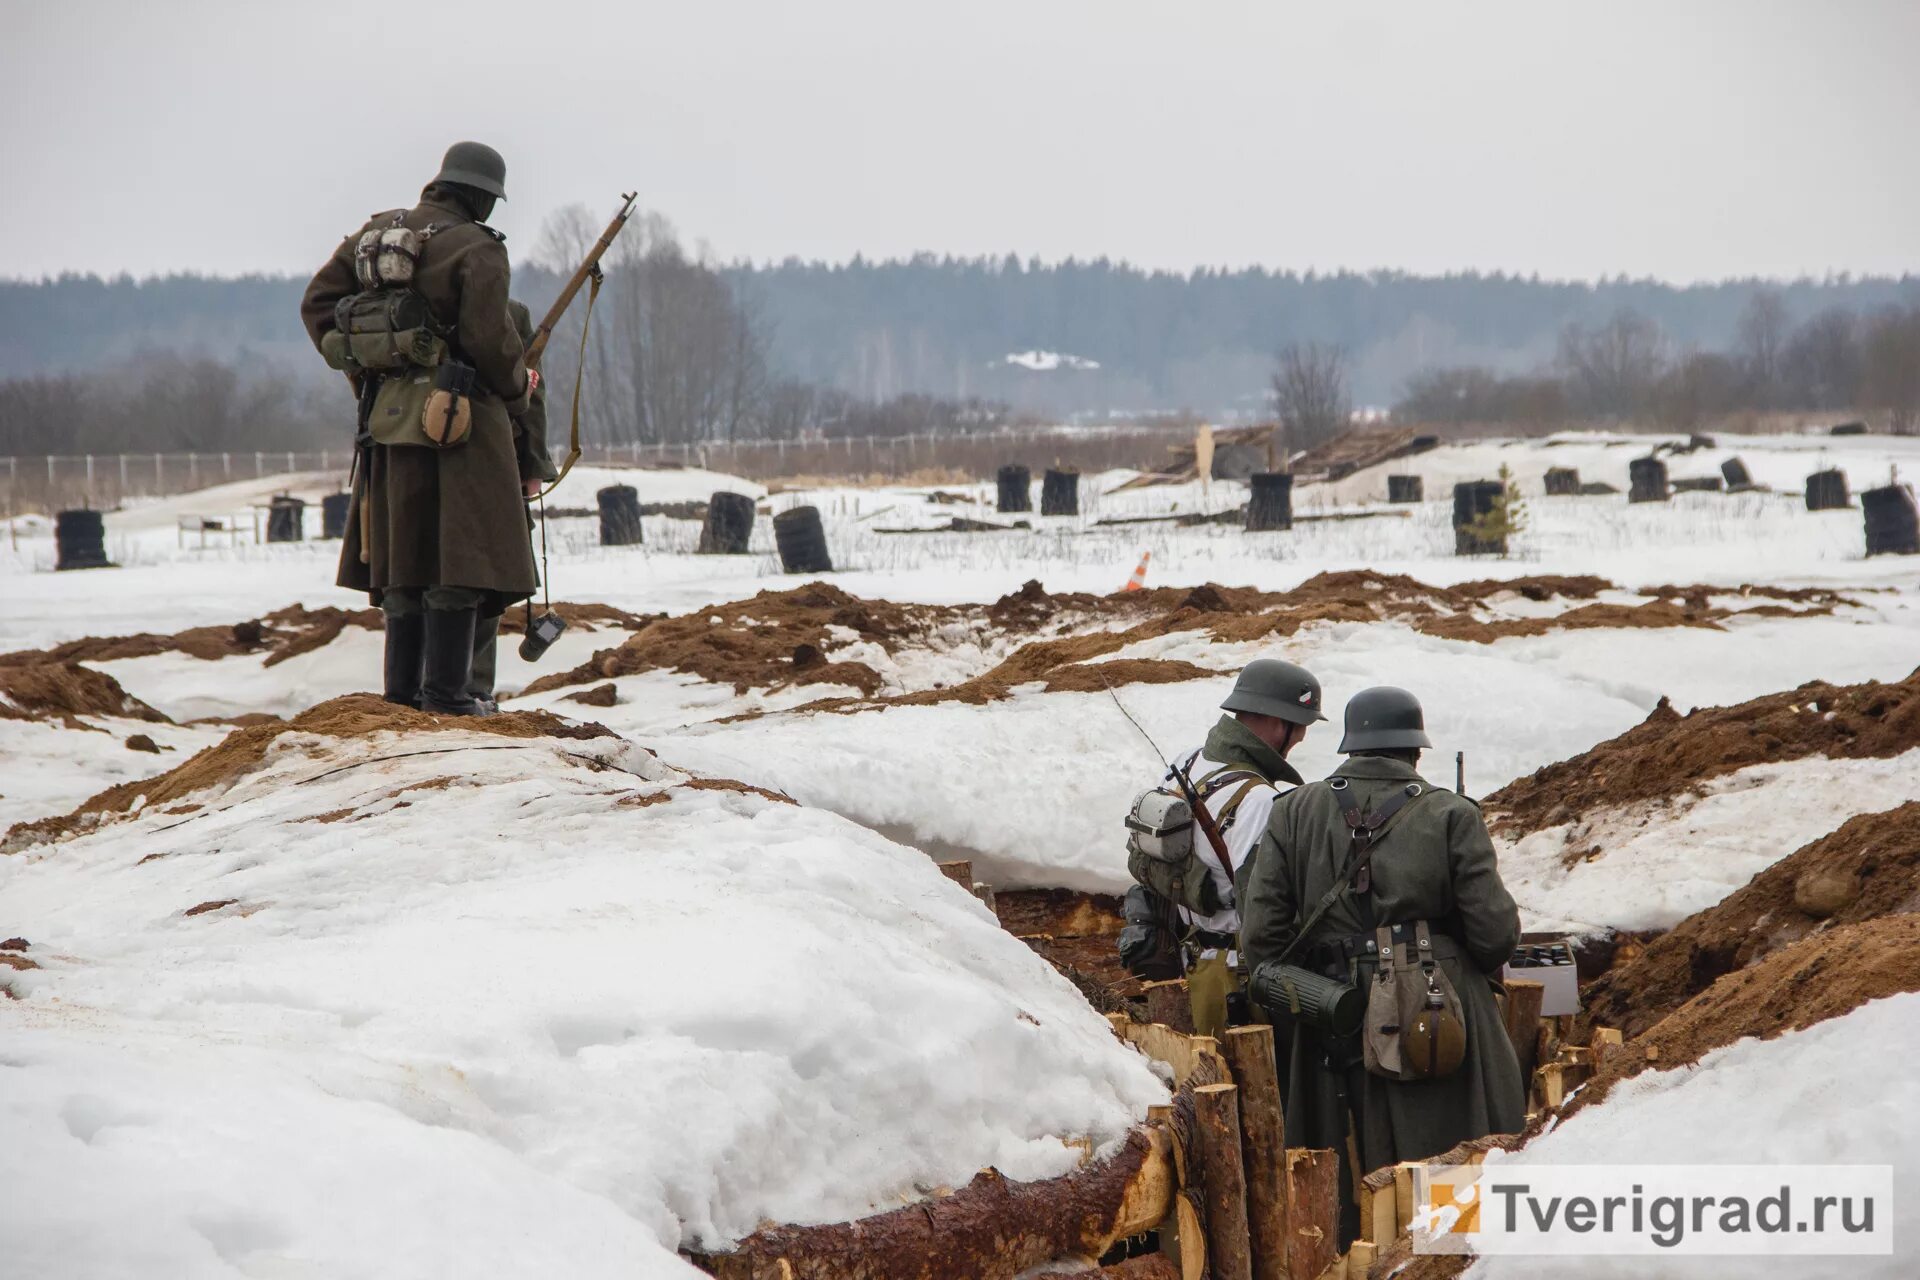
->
[55, 509, 111, 571]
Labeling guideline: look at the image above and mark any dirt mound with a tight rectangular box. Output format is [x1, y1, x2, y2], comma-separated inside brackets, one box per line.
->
[1, 694, 615, 854]
[0, 601, 648, 678]
[520, 581, 965, 699]
[1565, 914, 1920, 1120]
[0, 662, 168, 726]
[1576, 802, 1920, 1037]
[1486, 668, 1920, 838]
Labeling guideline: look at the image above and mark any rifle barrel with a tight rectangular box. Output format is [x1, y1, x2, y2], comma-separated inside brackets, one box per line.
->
[525, 191, 637, 370]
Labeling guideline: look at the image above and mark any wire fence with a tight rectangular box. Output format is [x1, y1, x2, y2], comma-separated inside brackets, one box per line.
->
[1, 425, 1194, 515]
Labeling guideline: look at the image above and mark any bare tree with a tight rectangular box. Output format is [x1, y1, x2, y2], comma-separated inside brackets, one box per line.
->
[1270, 342, 1349, 451]
[1781, 308, 1861, 410]
[1862, 305, 1920, 435]
[1735, 289, 1789, 408]
[1557, 310, 1668, 420]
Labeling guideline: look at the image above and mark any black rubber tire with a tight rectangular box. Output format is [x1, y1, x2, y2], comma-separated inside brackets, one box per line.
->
[773, 505, 833, 574]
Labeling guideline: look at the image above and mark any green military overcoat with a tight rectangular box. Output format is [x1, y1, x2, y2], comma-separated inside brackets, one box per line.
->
[1240, 755, 1526, 1182]
[300, 184, 538, 610]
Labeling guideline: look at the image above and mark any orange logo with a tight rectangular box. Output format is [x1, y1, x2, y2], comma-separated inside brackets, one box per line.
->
[1430, 1175, 1482, 1234]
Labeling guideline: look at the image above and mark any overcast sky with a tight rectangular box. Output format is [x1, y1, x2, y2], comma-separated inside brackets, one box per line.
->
[3, 0, 1916, 284]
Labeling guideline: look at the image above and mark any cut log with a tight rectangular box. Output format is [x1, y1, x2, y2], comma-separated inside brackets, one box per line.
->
[1144, 979, 1196, 1033]
[1537, 1062, 1567, 1110]
[1102, 1255, 1183, 1280]
[1392, 1164, 1417, 1237]
[1122, 1023, 1227, 1088]
[1195, 1083, 1254, 1280]
[1358, 1165, 1398, 1247]
[1221, 1026, 1289, 1280]
[937, 860, 972, 887]
[972, 884, 997, 912]
[1160, 1190, 1207, 1280]
[1313, 1253, 1346, 1280]
[1284, 1148, 1340, 1280]
[703, 1126, 1172, 1280]
[1501, 978, 1544, 1080]
[1346, 1240, 1377, 1273]
[1590, 1026, 1624, 1070]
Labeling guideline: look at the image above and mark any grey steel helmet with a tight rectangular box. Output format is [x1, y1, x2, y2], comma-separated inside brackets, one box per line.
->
[434, 141, 508, 200]
[1337, 686, 1433, 753]
[1220, 658, 1326, 726]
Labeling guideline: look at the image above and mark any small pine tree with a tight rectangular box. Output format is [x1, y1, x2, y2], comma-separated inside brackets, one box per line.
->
[1466, 463, 1528, 555]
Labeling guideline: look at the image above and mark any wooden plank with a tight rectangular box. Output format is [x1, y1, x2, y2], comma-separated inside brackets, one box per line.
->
[1501, 978, 1544, 1080]
[1195, 1083, 1255, 1280]
[1221, 1026, 1289, 1280]
[1283, 1148, 1340, 1280]
[1144, 979, 1196, 1033]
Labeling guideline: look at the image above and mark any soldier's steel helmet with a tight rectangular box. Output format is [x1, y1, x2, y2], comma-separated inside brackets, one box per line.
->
[1337, 686, 1433, 753]
[435, 141, 508, 200]
[1220, 658, 1326, 726]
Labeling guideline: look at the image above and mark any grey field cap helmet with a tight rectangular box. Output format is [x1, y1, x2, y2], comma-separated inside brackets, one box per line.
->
[1220, 658, 1327, 726]
[434, 141, 508, 200]
[1338, 685, 1434, 753]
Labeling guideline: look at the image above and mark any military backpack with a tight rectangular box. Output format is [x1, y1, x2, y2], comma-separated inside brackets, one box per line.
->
[318, 212, 474, 449]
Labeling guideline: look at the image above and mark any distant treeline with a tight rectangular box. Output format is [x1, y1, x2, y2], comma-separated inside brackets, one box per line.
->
[1396, 296, 1920, 434]
[5, 251, 1916, 419]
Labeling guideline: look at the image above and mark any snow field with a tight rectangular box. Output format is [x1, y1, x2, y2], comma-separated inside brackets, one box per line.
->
[0, 725, 1166, 1271]
[1468, 992, 1920, 1279]
[646, 609, 1920, 913]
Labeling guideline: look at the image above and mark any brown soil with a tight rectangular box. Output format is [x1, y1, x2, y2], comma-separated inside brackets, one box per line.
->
[0, 662, 169, 726]
[1564, 913, 1920, 1120]
[565, 683, 620, 707]
[1, 694, 616, 854]
[125, 734, 163, 753]
[183, 898, 239, 917]
[1485, 668, 1920, 838]
[0, 600, 648, 677]
[519, 581, 969, 700]
[1576, 802, 1920, 1038]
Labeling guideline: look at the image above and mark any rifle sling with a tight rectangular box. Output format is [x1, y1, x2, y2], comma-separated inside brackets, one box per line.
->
[536, 267, 598, 499]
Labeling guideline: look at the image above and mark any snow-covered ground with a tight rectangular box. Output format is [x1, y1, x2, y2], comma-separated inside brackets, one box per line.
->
[5, 427, 1919, 1270]
[0, 722, 1164, 1275]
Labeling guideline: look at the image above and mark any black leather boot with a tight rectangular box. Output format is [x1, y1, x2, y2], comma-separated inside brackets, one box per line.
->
[382, 609, 425, 708]
[420, 606, 484, 716]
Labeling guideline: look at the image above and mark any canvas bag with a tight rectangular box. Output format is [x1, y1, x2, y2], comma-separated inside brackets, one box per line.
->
[1362, 919, 1467, 1081]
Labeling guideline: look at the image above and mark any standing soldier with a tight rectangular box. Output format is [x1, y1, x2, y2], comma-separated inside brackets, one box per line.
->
[300, 141, 541, 715]
[1240, 686, 1525, 1245]
[1122, 659, 1323, 1040]
[467, 298, 560, 712]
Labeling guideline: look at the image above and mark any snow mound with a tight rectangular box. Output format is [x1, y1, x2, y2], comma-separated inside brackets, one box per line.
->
[0, 705, 1165, 1272]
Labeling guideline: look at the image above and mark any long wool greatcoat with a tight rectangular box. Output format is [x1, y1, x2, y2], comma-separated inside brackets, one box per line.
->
[301, 185, 537, 608]
[1240, 755, 1526, 1182]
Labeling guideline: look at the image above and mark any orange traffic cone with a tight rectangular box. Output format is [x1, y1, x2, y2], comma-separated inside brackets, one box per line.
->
[1123, 551, 1151, 591]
